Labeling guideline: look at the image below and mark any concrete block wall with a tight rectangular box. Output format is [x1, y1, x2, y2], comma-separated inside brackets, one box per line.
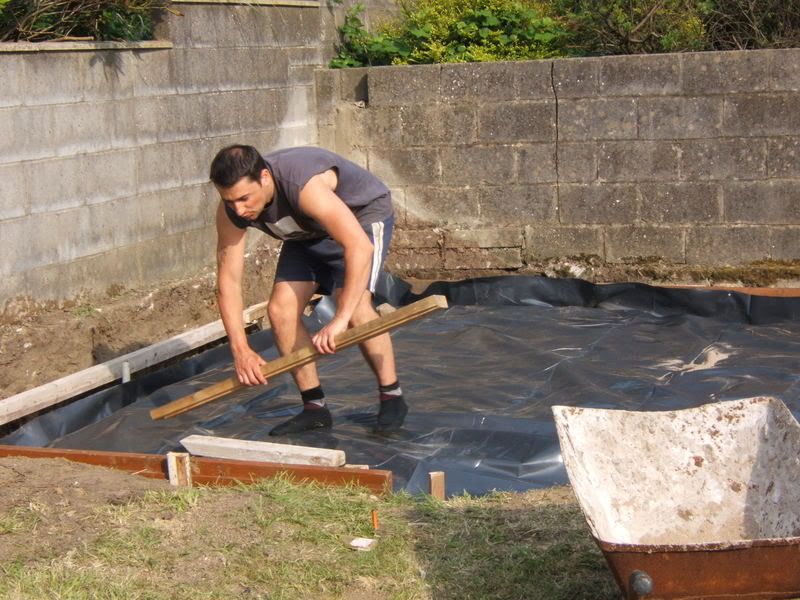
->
[0, 2, 325, 312]
[317, 49, 800, 276]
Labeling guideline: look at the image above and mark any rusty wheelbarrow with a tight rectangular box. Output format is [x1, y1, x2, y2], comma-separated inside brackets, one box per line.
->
[553, 397, 800, 600]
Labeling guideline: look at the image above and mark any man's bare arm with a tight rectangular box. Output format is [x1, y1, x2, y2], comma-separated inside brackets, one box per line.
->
[299, 170, 374, 353]
[216, 201, 267, 384]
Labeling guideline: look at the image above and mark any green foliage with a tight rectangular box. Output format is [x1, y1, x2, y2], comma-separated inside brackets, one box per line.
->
[0, 0, 167, 42]
[699, 0, 800, 50]
[331, 0, 569, 68]
[554, 0, 707, 55]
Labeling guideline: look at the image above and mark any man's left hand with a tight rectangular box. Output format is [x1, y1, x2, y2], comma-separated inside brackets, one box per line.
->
[312, 316, 349, 354]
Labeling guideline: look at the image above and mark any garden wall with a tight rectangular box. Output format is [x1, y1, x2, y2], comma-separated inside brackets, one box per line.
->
[316, 49, 800, 278]
[0, 0, 337, 313]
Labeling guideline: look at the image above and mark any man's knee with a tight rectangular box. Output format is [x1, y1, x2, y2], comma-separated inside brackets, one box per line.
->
[349, 295, 379, 327]
[267, 292, 297, 330]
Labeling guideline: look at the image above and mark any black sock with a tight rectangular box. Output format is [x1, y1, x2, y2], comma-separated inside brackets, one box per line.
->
[301, 385, 325, 410]
[379, 380, 402, 402]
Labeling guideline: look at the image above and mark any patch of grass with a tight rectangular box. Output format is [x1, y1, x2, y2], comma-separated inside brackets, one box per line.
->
[0, 503, 43, 535]
[0, 477, 619, 600]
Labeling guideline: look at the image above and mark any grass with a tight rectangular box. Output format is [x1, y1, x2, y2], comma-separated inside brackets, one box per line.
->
[0, 477, 620, 599]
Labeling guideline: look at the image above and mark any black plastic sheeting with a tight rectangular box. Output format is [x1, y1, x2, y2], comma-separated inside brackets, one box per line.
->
[4, 275, 800, 496]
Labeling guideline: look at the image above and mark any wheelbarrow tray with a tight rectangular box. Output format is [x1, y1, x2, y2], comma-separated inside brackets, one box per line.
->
[553, 397, 800, 599]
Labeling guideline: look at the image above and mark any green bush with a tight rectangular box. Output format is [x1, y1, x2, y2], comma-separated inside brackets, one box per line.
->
[700, 0, 800, 50]
[554, 0, 706, 55]
[330, 0, 570, 67]
[0, 0, 168, 42]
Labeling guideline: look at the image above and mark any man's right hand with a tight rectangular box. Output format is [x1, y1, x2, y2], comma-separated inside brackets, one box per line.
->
[233, 347, 268, 386]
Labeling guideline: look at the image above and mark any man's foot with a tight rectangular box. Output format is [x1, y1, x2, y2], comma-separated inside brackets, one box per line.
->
[269, 407, 332, 436]
[374, 396, 408, 432]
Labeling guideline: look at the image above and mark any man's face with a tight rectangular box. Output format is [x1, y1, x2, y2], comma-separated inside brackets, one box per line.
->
[216, 170, 273, 221]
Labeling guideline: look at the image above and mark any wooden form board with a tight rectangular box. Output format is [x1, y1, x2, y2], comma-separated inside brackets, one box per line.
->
[181, 435, 346, 467]
[151, 295, 449, 420]
[0, 445, 392, 495]
[0, 302, 269, 428]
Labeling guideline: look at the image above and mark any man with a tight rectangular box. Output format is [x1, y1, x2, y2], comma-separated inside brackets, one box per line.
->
[209, 145, 407, 436]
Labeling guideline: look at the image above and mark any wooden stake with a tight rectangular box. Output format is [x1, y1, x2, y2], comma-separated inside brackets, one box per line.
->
[150, 295, 448, 420]
[167, 452, 192, 487]
[371, 509, 379, 531]
[429, 471, 445, 500]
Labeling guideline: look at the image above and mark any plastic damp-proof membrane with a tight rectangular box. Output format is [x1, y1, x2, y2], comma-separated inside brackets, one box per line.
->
[4, 275, 800, 495]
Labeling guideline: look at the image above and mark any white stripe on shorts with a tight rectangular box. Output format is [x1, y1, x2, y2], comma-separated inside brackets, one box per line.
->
[369, 221, 384, 293]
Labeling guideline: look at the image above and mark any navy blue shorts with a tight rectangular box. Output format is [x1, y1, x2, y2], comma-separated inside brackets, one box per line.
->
[274, 217, 394, 296]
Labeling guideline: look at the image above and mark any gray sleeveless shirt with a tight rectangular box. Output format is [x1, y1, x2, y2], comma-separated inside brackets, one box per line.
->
[223, 147, 393, 241]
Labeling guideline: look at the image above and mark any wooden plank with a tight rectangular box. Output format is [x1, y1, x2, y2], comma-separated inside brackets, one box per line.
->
[181, 434, 346, 467]
[151, 295, 448, 420]
[0, 301, 269, 427]
[167, 452, 192, 487]
[429, 471, 445, 500]
[0, 445, 393, 495]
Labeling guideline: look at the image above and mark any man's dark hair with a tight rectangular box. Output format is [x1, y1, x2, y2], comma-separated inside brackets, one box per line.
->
[209, 145, 267, 188]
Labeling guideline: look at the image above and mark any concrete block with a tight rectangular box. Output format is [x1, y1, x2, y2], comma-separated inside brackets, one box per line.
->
[215, 48, 288, 91]
[386, 247, 443, 272]
[597, 141, 680, 182]
[287, 46, 324, 66]
[445, 228, 523, 248]
[560, 184, 638, 224]
[559, 98, 637, 141]
[366, 107, 403, 147]
[84, 52, 135, 101]
[273, 7, 320, 47]
[401, 104, 476, 146]
[50, 102, 116, 157]
[524, 225, 604, 259]
[478, 101, 556, 142]
[640, 183, 721, 224]
[203, 92, 243, 139]
[392, 229, 441, 249]
[441, 60, 552, 101]
[444, 247, 522, 270]
[440, 146, 514, 185]
[83, 149, 138, 205]
[557, 142, 597, 183]
[686, 226, 771, 265]
[770, 48, 800, 92]
[389, 187, 406, 227]
[111, 100, 138, 150]
[681, 138, 767, 180]
[131, 49, 178, 97]
[182, 5, 222, 48]
[605, 226, 685, 262]
[174, 48, 221, 93]
[683, 50, 771, 95]
[137, 142, 184, 193]
[770, 227, 800, 260]
[0, 54, 23, 108]
[21, 53, 85, 106]
[290, 65, 319, 88]
[599, 54, 681, 96]
[724, 181, 800, 224]
[478, 185, 558, 224]
[724, 94, 800, 137]
[132, 96, 163, 145]
[367, 64, 440, 107]
[638, 97, 723, 140]
[0, 164, 27, 220]
[0, 105, 54, 163]
[24, 156, 86, 214]
[340, 67, 369, 102]
[517, 144, 557, 183]
[315, 69, 340, 126]
[248, 88, 291, 133]
[767, 137, 800, 178]
[553, 57, 600, 98]
[369, 148, 439, 186]
[404, 186, 480, 227]
[156, 94, 209, 142]
[160, 5, 194, 48]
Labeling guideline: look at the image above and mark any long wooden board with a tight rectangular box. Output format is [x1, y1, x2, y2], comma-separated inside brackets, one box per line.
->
[0, 302, 269, 428]
[181, 434, 346, 467]
[0, 445, 392, 495]
[150, 295, 448, 420]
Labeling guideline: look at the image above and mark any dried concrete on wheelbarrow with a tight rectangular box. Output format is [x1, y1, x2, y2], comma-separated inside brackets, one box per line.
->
[553, 397, 800, 546]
